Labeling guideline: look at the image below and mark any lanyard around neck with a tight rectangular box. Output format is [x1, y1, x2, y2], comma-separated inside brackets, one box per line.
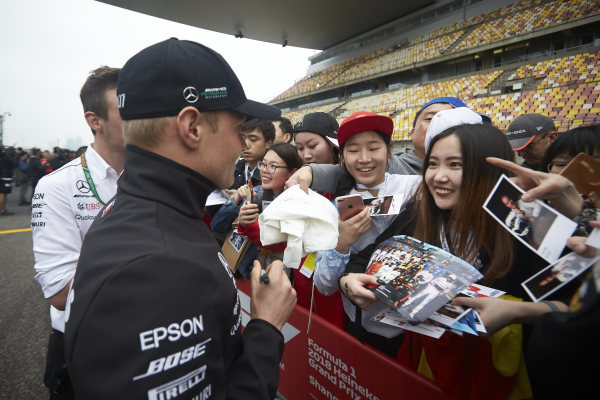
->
[80, 153, 105, 205]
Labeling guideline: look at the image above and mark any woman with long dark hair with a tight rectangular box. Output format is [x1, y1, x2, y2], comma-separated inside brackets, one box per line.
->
[340, 123, 577, 399]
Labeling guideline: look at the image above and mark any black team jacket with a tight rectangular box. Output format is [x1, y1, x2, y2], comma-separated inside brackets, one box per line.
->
[64, 145, 283, 399]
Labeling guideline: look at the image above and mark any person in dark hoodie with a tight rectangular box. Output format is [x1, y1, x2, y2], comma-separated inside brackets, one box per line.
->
[63, 38, 296, 400]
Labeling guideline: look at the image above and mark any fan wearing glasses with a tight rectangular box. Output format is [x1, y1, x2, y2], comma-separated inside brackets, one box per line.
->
[210, 143, 300, 278]
[237, 143, 303, 227]
[541, 124, 600, 174]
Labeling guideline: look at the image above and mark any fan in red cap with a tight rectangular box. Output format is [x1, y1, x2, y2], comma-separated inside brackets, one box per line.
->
[337, 111, 394, 147]
[313, 110, 421, 355]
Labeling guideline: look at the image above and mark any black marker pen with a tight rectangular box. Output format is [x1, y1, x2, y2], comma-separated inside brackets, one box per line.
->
[260, 269, 270, 284]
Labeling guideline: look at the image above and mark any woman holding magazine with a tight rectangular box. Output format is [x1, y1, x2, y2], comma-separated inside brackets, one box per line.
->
[340, 121, 580, 400]
[312, 111, 420, 356]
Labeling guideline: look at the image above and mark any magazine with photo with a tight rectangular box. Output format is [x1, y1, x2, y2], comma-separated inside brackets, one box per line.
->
[522, 252, 600, 301]
[428, 302, 471, 327]
[228, 231, 247, 252]
[371, 283, 503, 337]
[460, 283, 505, 298]
[365, 235, 483, 323]
[363, 194, 404, 216]
[372, 308, 448, 339]
[450, 309, 478, 335]
[483, 175, 577, 263]
[455, 284, 505, 334]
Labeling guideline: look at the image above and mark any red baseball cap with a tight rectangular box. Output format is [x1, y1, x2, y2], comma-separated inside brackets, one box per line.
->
[337, 111, 393, 147]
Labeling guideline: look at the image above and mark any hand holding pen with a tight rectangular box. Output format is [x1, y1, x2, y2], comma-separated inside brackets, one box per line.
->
[250, 260, 296, 331]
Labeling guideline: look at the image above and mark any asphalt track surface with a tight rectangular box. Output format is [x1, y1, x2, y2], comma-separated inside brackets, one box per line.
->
[0, 189, 48, 399]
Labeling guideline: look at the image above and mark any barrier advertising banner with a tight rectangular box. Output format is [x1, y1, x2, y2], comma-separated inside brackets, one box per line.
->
[236, 279, 444, 400]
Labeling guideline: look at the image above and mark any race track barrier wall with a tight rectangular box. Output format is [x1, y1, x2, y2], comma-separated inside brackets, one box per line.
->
[236, 278, 444, 400]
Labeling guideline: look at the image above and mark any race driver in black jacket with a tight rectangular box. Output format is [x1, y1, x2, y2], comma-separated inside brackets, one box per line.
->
[63, 38, 297, 400]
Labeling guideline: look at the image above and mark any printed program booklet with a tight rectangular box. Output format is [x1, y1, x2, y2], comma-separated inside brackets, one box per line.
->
[365, 235, 483, 323]
[372, 283, 505, 339]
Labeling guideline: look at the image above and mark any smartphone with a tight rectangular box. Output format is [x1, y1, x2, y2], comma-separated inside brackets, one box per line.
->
[335, 194, 365, 221]
[246, 179, 253, 204]
[560, 153, 600, 199]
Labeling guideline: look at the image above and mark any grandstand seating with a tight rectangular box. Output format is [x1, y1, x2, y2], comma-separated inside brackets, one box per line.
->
[278, 1, 600, 141]
[283, 51, 600, 140]
[273, 0, 599, 103]
[454, 0, 600, 52]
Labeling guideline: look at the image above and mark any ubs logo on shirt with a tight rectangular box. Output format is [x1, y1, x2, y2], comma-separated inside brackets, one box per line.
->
[78, 202, 101, 211]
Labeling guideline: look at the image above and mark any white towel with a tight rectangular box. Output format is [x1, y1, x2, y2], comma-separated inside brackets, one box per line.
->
[259, 185, 339, 268]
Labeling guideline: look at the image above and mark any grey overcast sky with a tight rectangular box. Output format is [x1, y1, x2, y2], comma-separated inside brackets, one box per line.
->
[0, 0, 317, 150]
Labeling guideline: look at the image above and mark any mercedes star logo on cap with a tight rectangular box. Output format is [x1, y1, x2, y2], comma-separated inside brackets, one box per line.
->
[183, 86, 199, 103]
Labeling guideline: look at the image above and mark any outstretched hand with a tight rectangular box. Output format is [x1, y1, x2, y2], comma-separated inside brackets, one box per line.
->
[567, 220, 600, 258]
[453, 295, 568, 336]
[452, 296, 516, 337]
[233, 185, 248, 205]
[486, 157, 583, 218]
[285, 165, 312, 193]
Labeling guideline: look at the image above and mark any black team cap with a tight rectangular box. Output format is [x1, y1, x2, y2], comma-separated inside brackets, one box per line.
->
[505, 113, 556, 151]
[292, 112, 339, 148]
[117, 38, 281, 121]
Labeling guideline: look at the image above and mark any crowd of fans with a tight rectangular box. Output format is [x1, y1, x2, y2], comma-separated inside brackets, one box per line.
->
[0, 146, 85, 214]
[212, 101, 599, 399]
[8, 37, 598, 400]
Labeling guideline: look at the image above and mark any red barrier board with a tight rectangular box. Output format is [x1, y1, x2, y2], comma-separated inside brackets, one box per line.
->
[236, 279, 444, 400]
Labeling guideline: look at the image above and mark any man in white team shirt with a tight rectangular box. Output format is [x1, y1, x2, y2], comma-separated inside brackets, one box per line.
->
[32, 66, 124, 399]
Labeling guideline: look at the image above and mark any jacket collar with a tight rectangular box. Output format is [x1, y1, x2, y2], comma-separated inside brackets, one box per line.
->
[85, 144, 115, 181]
[235, 157, 261, 186]
[118, 145, 216, 218]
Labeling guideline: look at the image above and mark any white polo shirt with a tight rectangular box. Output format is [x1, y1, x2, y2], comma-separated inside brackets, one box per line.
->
[32, 145, 119, 332]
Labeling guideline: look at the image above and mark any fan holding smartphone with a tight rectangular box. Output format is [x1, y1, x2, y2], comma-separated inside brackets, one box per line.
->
[314, 113, 420, 341]
[335, 194, 365, 221]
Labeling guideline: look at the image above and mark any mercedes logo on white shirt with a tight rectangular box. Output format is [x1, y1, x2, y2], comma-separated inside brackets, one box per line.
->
[76, 180, 91, 193]
[183, 86, 199, 103]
